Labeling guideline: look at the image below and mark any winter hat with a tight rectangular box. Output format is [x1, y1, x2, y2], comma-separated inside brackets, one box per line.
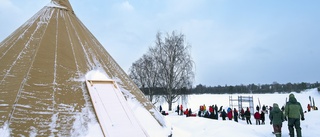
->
[289, 93, 295, 98]
[273, 103, 279, 108]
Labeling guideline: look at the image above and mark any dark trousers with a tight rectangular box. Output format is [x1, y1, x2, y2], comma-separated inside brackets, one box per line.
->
[234, 116, 238, 122]
[273, 124, 282, 137]
[255, 119, 260, 125]
[288, 118, 301, 137]
[246, 117, 252, 124]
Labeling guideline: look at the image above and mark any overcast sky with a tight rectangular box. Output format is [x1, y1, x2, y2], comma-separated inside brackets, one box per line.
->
[1, 0, 319, 86]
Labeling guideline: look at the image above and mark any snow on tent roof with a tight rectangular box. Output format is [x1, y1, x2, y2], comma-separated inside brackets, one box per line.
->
[0, 0, 167, 136]
[47, 0, 73, 11]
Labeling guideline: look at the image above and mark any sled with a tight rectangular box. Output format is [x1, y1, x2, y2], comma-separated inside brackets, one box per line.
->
[85, 79, 149, 137]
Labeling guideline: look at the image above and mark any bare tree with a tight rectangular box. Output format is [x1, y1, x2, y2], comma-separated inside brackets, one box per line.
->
[129, 53, 160, 104]
[129, 31, 194, 110]
[150, 31, 194, 111]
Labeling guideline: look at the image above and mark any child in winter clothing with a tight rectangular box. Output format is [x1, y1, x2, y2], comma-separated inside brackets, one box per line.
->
[254, 111, 261, 125]
[307, 104, 311, 112]
[269, 103, 284, 137]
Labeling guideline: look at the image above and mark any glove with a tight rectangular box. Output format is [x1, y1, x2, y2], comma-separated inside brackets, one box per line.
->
[301, 117, 305, 121]
[270, 121, 272, 125]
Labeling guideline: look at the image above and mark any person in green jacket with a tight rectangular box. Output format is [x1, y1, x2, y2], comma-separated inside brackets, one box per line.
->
[285, 93, 305, 137]
[269, 103, 284, 137]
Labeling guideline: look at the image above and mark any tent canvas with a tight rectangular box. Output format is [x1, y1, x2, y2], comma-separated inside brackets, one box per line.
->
[0, 0, 167, 136]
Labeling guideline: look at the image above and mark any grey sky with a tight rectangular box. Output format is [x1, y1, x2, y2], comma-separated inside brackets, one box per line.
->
[1, 0, 319, 86]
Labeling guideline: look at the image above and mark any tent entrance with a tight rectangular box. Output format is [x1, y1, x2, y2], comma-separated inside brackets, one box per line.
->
[85, 79, 148, 137]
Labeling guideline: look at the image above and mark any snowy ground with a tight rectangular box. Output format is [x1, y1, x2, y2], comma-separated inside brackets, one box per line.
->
[161, 89, 320, 137]
[1, 78, 318, 137]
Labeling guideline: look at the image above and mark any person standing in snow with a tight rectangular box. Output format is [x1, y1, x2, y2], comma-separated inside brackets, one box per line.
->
[260, 111, 265, 124]
[254, 111, 261, 125]
[177, 105, 180, 115]
[198, 105, 202, 117]
[307, 104, 311, 112]
[209, 105, 214, 119]
[285, 93, 304, 137]
[214, 105, 218, 113]
[256, 105, 260, 112]
[188, 108, 192, 116]
[262, 105, 267, 113]
[220, 109, 227, 120]
[240, 108, 245, 120]
[214, 105, 219, 119]
[227, 107, 231, 113]
[227, 108, 233, 120]
[234, 108, 239, 122]
[244, 107, 252, 124]
[159, 105, 162, 113]
[180, 104, 183, 116]
[269, 103, 284, 137]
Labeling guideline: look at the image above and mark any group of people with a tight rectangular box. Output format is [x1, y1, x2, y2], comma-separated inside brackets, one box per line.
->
[198, 104, 220, 119]
[307, 103, 318, 112]
[167, 93, 307, 137]
[269, 93, 305, 137]
[175, 104, 195, 117]
[195, 104, 262, 124]
[220, 107, 239, 122]
[252, 105, 266, 125]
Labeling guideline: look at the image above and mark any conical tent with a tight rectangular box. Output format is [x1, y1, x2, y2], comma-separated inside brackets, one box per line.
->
[0, 0, 165, 136]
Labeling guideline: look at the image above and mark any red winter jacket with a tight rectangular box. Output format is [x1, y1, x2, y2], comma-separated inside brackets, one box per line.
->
[254, 112, 261, 119]
[227, 110, 233, 119]
[184, 109, 189, 115]
[209, 106, 213, 113]
[307, 104, 311, 111]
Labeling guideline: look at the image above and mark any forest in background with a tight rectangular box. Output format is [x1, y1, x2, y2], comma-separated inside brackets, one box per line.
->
[141, 81, 320, 95]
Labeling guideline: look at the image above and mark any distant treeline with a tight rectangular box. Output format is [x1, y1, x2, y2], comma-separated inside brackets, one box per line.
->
[191, 82, 320, 94]
[141, 82, 320, 95]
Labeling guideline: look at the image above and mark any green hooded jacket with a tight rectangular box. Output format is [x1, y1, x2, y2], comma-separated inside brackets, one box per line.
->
[269, 103, 284, 125]
[285, 93, 304, 119]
